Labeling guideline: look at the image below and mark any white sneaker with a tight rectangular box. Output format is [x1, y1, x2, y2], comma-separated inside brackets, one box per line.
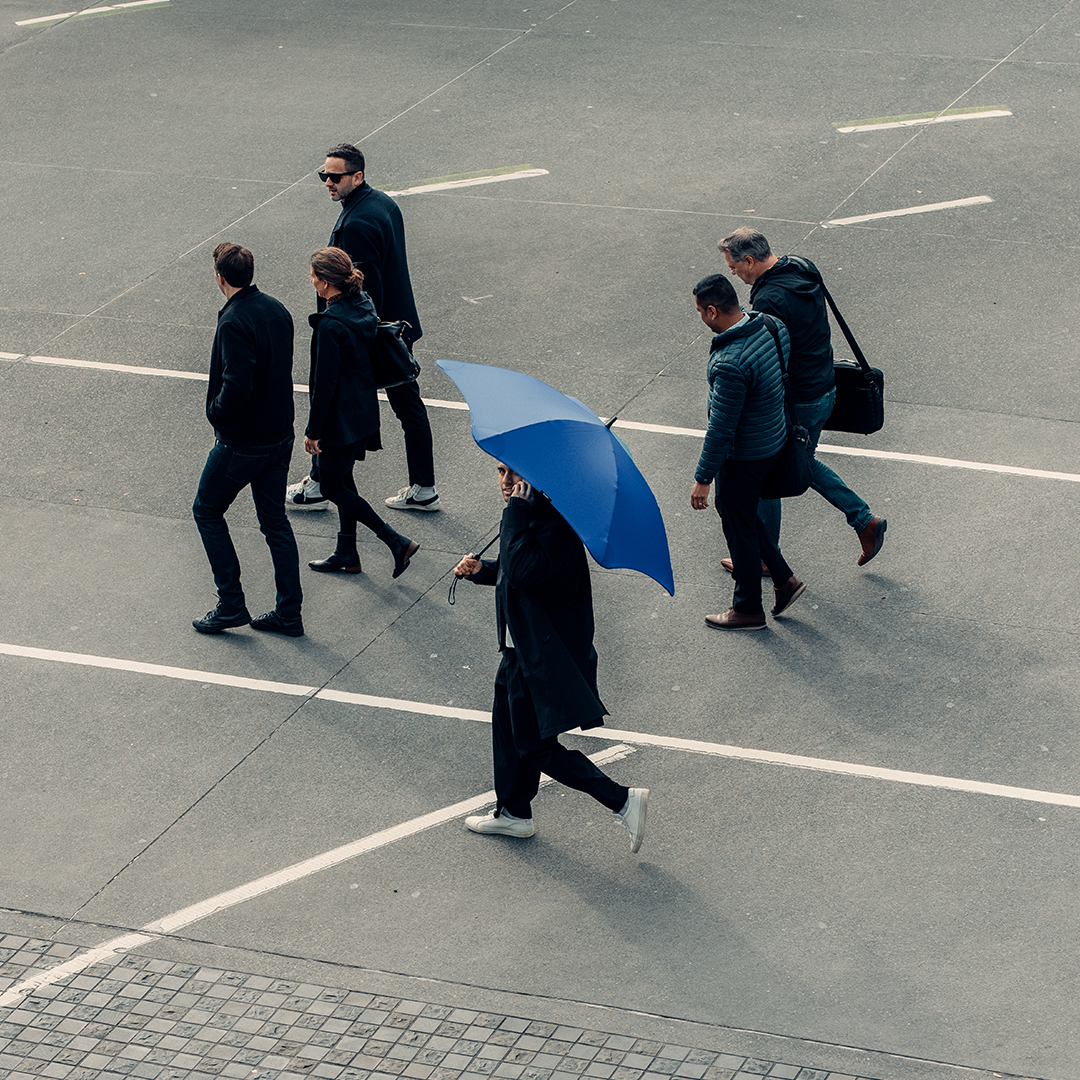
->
[285, 476, 329, 511]
[465, 810, 535, 838]
[614, 788, 649, 853]
[384, 484, 440, 512]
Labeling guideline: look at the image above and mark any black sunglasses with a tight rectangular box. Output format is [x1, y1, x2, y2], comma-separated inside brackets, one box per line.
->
[317, 170, 358, 183]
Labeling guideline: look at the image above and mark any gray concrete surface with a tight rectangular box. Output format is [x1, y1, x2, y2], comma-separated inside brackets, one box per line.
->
[1, 2, 1078, 1079]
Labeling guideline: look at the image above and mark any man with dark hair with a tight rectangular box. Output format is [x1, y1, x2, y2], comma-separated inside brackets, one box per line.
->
[286, 142, 439, 514]
[689, 273, 805, 630]
[718, 226, 886, 567]
[453, 462, 649, 852]
[192, 243, 303, 637]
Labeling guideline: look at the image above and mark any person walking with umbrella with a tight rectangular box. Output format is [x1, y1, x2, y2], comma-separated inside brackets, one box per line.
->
[453, 461, 649, 853]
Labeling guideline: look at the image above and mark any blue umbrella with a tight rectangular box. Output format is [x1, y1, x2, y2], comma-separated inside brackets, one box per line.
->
[437, 359, 674, 595]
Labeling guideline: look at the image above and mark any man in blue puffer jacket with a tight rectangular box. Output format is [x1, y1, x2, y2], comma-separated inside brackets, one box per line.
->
[689, 274, 806, 630]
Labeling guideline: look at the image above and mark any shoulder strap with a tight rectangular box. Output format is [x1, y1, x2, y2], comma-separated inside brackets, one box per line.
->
[814, 272, 874, 375]
[760, 314, 795, 424]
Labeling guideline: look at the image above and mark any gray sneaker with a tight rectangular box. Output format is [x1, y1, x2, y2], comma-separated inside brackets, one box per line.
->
[385, 484, 440, 512]
[465, 811, 535, 837]
[286, 476, 329, 511]
[614, 788, 649, 853]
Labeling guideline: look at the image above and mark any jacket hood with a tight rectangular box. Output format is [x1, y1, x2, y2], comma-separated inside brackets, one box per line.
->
[751, 255, 820, 298]
[308, 293, 377, 329]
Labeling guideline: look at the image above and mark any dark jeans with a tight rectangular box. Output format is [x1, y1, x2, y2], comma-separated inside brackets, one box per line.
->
[192, 437, 302, 620]
[759, 387, 873, 546]
[716, 453, 793, 615]
[492, 649, 627, 820]
[309, 379, 435, 489]
[316, 441, 386, 536]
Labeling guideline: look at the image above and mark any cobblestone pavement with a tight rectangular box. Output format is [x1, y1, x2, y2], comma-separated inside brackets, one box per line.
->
[0, 934, 883, 1080]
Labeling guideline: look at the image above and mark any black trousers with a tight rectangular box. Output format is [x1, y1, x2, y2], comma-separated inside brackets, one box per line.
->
[716, 453, 793, 615]
[491, 649, 627, 820]
[309, 379, 434, 489]
[316, 442, 386, 536]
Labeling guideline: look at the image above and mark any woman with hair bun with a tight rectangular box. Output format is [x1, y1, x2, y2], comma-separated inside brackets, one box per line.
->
[304, 246, 419, 578]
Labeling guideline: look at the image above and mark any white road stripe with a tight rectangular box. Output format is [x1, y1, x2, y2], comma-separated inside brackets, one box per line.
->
[2, 642, 1078, 810]
[827, 195, 993, 226]
[2, 351, 1076, 483]
[16, 0, 166, 24]
[0, 744, 634, 1008]
[835, 110, 1012, 133]
[384, 168, 548, 197]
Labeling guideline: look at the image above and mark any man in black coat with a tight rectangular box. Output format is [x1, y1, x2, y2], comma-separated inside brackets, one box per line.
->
[718, 227, 886, 567]
[191, 243, 303, 637]
[286, 143, 439, 514]
[453, 462, 648, 852]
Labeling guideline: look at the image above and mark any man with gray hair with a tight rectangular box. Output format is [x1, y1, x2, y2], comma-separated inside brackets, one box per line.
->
[718, 227, 886, 567]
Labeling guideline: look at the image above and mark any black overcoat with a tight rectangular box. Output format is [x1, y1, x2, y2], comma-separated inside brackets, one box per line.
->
[328, 182, 422, 345]
[305, 294, 380, 449]
[474, 495, 607, 739]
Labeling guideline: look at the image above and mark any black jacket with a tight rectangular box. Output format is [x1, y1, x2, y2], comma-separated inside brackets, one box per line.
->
[328, 182, 422, 345]
[474, 496, 607, 739]
[750, 255, 835, 403]
[305, 294, 380, 448]
[206, 285, 294, 446]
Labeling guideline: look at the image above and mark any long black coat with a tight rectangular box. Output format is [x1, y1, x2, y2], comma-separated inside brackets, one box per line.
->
[474, 495, 607, 739]
[328, 182, 422, 345]
[305, 294, 380, 449]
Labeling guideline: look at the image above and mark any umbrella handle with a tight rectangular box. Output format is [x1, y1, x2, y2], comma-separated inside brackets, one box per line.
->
[448, 530, 500, 605]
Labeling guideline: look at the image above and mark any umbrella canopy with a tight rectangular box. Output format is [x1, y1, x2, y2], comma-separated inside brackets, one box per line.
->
[437, 359, 674, 595]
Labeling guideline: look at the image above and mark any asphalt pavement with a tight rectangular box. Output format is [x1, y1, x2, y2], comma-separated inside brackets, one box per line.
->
[1, 2, 1078, 1079]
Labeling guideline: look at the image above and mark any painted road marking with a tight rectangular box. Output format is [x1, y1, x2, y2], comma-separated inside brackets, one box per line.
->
[2, 351, 1076, 483]
[834, 107, 1011, 133]
[827, 195, 993, 226]
[384, 167, 548, 198]
[0, 743, 635, 1009]
[3, 641, 1079, 811]
[16, 0, 167, 25]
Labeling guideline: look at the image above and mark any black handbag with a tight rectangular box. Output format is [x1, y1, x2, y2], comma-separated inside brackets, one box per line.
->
[759, 316, 813, 500]
[816, 277, 884, 435]
[371, 320, 420, 389]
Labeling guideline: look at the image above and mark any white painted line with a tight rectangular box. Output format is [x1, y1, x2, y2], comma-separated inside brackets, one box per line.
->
[16, 0, 165, 24]
[4, 352, 1077, 482]
[606, 418, 1080, 484]
[587, 728, 1080, 809]
[827, 195, 993, 226]
[0, 743, 634, 1008]
[835, 110, 1012, 133]
[24, 354, 209, 381]
[2, 642, 1079, 811]
[384, 168, 548, 197]
[0, 642, 318, 698]
[317, 687, 490, 723]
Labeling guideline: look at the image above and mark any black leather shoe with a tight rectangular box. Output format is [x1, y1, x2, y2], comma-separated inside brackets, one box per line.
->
[251, 610, 304, 637]
[308, 552, 362, 573]
[192, 605, 251, 634]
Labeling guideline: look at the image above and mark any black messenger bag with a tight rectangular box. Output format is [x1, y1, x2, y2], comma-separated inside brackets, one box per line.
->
[818, 278, 884, 435]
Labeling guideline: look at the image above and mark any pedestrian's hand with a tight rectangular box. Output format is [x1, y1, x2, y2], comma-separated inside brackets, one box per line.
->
[690, 481, 711, 510]
[304, 436, 321, 456]
[454, 554, 481, 579]
[510, 480, 535, 505]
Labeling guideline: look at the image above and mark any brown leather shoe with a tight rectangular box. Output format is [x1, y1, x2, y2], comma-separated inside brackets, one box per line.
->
[857, 516, 887, 566]
[720, 557, 770, 576]
[770, 576, 806, 617]
[705, 608, 767, 631]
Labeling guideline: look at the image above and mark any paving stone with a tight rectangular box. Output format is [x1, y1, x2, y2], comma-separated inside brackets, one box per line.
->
[0, 934, 885, 1080]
